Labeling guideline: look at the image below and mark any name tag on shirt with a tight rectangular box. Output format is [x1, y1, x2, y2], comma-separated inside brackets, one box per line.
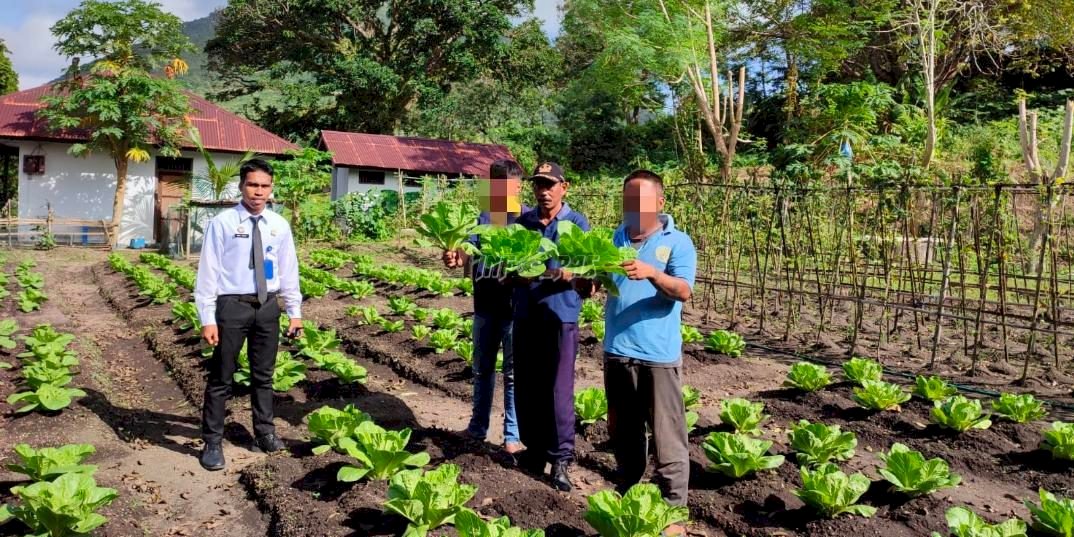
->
[234, 233, 250, 238]
[264, 260, 274, 280]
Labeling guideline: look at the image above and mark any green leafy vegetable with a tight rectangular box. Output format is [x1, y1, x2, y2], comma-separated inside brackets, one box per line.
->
[554, 221, 637, 296]
[1024, 488, 1074, 537]
[718, 398, 767, 435]
[389, 296, 419, 316]
[591, 320, 606, 341]
[878, 443, 961, 496]
[914, 375, 958, 402]
[580, 300, 604, 326]
[574, 388, 609, 425]
[853, 380, 911, 411]
[307, 404, 373, 455]
[931, 396, 992, 432]
[336, 421, 430, 482]
[0, 318, 19, 349]
[455, 509, 546, 537]
[5, 444, 97, 481]
[843, 357, 882, 385]
[784, 362, 833, 392]
[380, 319, 406, 333]
[414, 201, 480, 255]
[472, 224, 556, 279]
[787, 420, 857, 467]
[583, 483, 689, 537]
[411, 325, 432, 341]
[454, 339, 475, 366]
[431, 308, 464, 331]
[681, 325, 704, 344]
[7, 383, 86, 413]
[383, 464, 477, 537]
[430, 329, 459, 354]
[1041, 421, 1074, 461]
[704, 329, 745, 357]
[701, 431, 784, 478]
[793, 463, 877, 518]
[928, 506, 1027, 537]
[991, 393, 1048, 423]
[0, 472, 117, 537]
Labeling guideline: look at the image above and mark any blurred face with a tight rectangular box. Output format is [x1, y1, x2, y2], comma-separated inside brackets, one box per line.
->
[623, 178, 665, 233]
[532, 177, 567, 212]
[241, 170, 273, 213]
[479, 177, 522, 225]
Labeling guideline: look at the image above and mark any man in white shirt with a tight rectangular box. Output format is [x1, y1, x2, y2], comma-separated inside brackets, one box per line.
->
[194, 159, 303, 471]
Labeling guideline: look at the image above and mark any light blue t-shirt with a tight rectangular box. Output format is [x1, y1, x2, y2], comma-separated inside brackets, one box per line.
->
[603, 214, 697, 363]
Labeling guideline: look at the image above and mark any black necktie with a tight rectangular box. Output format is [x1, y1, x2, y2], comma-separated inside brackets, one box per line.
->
[249, 216, 267, 305]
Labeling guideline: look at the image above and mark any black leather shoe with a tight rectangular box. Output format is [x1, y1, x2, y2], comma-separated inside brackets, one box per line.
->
[200, 442, 225, 471]
[252, 433, 286, 453]
[550, 460, 573, 492]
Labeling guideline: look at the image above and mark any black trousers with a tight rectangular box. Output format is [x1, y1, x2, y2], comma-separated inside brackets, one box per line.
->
[513, 314, 579, 463]
[201, 295, 280, 444]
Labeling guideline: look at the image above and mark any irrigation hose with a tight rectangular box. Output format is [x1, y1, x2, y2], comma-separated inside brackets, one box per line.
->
[743, 340, 1074, 412]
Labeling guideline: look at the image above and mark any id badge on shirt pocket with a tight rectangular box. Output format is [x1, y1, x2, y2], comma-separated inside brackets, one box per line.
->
[264, 259, 274, 280]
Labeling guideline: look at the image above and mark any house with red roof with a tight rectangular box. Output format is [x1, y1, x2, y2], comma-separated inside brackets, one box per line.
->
[0, 84, 297, 246]
[319, 130, 514, 200]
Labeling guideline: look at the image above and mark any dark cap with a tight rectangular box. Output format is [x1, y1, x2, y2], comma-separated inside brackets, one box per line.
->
[528, 161, 565, 183]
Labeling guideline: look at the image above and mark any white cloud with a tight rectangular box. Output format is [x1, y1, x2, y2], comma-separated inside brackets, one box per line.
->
[2, 13, 68, 90]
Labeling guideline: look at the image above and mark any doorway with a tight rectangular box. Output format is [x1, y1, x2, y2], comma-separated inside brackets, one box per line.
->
[155, 157, 193, 246]
[0, 144, 18, 216]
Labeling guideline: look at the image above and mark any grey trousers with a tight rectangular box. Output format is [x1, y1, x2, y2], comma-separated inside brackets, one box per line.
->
[604, 354, 689, 506]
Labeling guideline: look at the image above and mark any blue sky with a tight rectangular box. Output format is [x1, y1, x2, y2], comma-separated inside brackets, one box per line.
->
[0, 0, 564, 91]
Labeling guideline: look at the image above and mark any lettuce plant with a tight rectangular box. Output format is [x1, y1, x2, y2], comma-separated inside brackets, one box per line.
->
[414, 201, 480, 255]
[429, 330, 459, 354]
[234, 351, 306, 392]
[878, 443, 961, 496]
[294, 325, 341, 359]
[914, 375, 958, 402]
[793, 463, 877, 518]
[411, 325, 432, 342]
[1024, 488, 1074, 537]
[704, 330, 745, 357]
[575, 388, 609, 425]
[584, 483, 689, 537]
[991, 393, 1048, 423]
[843, 357, 882, 385]
[932, 396, 992, 432]
[591, 321, 606, 341]
[718, 398, 767, 435]
[853, 380, 911, 411]
[580, 300, 604, 326]
[344, 280, 376, 299]
[380, 319, 406, 333]
[473, 224, 556, 278]
[431, 309, 464, 331]
[788, 420, 857, 467]
[682, 385, 701, 433]
[336, 422, 430, 482]
[554, 221, 637, 296]
[455, 509, 545, 537]
[1041, 421, 1074, 461]
[411, 308, 433, 323]
[701, 432, 784, 478]
[170, 301, 201, 333]
[315, 353, 368, 384]
[454, 340, 475, 366]
[928, 506, 1027, 537]
[5, 444, 97, 481]
[8, 383, 86, 413]
[0, 319, 17, 349]
[681, 325, 704, 344]
[389, 297, 418, 316]
[308, 404, 373, 455]
[784, 362, 833, 392]
[383, 464, 477, 537]
[0, 473, 118, 537]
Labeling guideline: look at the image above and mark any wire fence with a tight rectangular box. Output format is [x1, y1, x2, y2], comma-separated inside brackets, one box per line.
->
[565, 180, 1074, 380]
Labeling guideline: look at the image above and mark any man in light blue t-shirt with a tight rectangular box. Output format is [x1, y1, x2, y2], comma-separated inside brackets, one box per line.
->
[603, 169, 696, 513]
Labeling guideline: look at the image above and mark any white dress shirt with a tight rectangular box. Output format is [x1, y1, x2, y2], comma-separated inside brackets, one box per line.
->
[194, 203, 302, 326]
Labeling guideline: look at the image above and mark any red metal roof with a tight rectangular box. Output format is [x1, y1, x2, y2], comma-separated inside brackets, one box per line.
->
[320, 130, 514, 178]
[0, 84, 298, 155]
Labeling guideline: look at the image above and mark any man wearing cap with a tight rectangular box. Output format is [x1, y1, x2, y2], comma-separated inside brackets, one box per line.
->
[512, 161, 591, 492]
[603, 169, 696, 515]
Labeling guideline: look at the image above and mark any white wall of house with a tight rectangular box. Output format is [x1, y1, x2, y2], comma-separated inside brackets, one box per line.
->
[331, 166, 423, 200]
[5, 140, 242, 246]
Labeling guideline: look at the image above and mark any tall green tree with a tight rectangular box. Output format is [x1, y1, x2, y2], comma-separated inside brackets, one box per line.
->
[39, 0, 193, 241]
[207, 0, 532, 139]
[272, 147, 332, 232]
[0, 39, 17, 95]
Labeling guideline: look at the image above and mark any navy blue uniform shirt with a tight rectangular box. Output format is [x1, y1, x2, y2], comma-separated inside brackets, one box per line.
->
[513, 202, 591, 323]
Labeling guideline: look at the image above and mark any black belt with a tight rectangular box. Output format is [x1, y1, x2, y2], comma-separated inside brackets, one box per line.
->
[220, 292, 277, 305]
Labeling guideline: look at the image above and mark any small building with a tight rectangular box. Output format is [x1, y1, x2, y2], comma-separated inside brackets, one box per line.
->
[0, 84, 297, 247]
[319, 130, 514, 200]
